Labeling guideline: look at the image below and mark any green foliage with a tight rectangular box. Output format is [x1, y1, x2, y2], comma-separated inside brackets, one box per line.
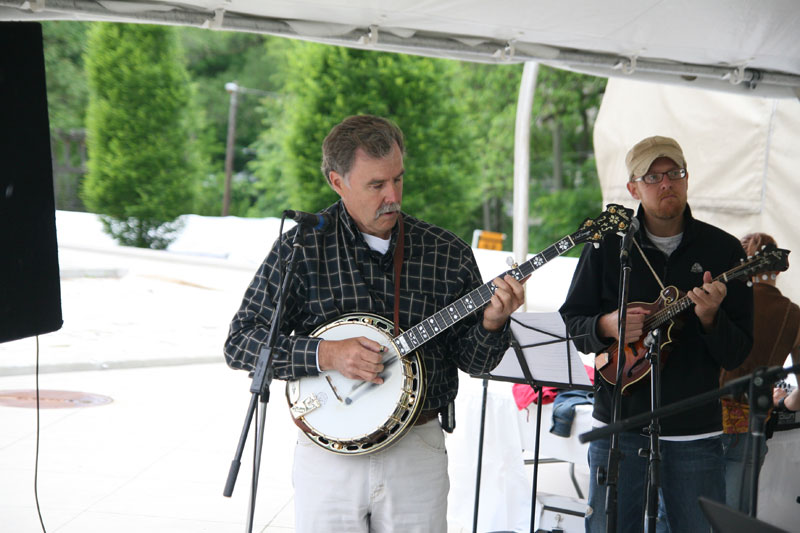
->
[526, 67, 606, 254]
[37, 18, 610, 255]
[449, 62, 607, 251]
[530, 66, 606, 189]
[82, 23, 201, 248]
[450, 62, 523, 236]
[529, 183, 603, 256]
[179, 30, 291, 216]
[250, 42, 479, 238]
[42, 21, 91, 211]
[42, 21, 90, 131]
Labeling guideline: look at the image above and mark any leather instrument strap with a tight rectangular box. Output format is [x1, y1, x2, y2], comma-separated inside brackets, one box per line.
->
[393, 213, 404, 337]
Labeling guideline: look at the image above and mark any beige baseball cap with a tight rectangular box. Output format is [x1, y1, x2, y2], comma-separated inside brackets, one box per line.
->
[625, 136, 687, 179]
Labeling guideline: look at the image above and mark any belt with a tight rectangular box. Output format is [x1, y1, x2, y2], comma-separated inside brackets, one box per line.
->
[414, 409, 439, 426]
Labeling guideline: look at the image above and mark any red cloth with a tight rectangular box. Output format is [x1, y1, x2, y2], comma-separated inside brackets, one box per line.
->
[512, 384, 558, 409]
[511, 364, 595, 410]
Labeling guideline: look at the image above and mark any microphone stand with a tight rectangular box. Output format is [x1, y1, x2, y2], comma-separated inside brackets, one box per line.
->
[581, 364, 800, 447]
[223, 227, 304, 533]
[602, 229, 635, 533]
[746, 366, 773, 517]
[642, 328, 662, 533]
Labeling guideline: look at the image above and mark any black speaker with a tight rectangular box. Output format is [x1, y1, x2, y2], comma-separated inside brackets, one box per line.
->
[0, 22, 63, 344]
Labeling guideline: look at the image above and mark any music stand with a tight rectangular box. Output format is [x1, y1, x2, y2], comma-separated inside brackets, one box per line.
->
[470, 312, 592, 533]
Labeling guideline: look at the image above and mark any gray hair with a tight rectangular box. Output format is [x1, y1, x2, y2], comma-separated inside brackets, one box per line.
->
[321, 115, 405, 185]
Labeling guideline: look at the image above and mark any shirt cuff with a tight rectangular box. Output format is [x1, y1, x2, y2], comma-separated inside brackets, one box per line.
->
[292, 336, 323, 377]
[588, 314, 613, 353]
[475, 319, 511, 348]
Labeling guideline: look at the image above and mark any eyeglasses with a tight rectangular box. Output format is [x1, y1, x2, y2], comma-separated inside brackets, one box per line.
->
[631, 168, 687, 185]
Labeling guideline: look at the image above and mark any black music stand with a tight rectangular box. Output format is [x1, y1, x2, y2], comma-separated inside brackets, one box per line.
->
[470, 312, 592, 533]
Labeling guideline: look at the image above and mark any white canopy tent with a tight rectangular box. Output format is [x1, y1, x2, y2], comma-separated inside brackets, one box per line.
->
[2, 0, 799, 97]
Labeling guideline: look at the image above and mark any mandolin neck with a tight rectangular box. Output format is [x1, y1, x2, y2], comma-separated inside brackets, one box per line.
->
[644, 267, 751, 330]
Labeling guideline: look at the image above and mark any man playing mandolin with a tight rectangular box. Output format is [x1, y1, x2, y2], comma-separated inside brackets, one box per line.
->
[560, 135, 753, 532]
[224, 115, 525, 532]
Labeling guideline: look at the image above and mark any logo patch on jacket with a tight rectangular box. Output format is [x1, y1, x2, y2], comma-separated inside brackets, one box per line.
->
[691, 262, 703, 273]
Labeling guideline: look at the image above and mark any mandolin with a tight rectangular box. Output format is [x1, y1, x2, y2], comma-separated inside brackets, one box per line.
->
[596, 243, 790, 394]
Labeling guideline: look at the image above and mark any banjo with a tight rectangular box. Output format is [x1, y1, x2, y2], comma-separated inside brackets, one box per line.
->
[286, 204, 634, 455]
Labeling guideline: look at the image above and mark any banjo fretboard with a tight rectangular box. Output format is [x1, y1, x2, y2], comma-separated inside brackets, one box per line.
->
[393, 236, 576, 356]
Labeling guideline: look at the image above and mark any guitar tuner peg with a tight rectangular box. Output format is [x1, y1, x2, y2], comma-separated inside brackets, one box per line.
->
[771, 273, 777, 280]
[747, 281, 753, 287]
[762, 274, 769, 281]
[593, 242, 600, 249]
[505, 256, 518, 269]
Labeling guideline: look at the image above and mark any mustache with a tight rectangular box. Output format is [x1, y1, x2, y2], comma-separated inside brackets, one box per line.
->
[375, 202, 401, 219]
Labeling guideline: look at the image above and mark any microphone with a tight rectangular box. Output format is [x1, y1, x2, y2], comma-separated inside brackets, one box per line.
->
[283, 210, 334, 232]
[620, 217, 640, 257]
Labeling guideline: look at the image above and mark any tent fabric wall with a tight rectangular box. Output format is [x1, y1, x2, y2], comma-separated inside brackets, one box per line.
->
[594, 77, 800, 307]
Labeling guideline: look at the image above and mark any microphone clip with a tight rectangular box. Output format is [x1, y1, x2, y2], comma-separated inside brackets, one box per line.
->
[619, 217, 640, 260]
[284, 209, 334, 233]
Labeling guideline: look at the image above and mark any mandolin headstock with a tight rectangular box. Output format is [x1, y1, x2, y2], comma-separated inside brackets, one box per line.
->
[570, 204, 635, 247]
[737, 243, 790, 285]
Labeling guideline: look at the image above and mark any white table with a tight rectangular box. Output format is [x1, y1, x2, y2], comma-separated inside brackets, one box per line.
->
[447, 373, 592, 532]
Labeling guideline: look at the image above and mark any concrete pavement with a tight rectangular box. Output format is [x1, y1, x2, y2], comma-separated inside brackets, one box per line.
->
[0, 233, 586, 532]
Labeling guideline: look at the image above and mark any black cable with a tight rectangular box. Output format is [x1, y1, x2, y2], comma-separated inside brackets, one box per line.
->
[34, 335, 48, 532]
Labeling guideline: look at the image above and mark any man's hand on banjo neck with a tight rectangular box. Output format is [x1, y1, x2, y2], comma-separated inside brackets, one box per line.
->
[483, 273, 526, 332]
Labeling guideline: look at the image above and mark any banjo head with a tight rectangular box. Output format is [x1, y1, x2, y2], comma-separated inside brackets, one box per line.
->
[285, 313, 425, 455]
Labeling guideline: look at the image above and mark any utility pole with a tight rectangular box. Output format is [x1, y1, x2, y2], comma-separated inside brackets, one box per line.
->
[222, 81, 239, 217]
[221, 82, 278, 217]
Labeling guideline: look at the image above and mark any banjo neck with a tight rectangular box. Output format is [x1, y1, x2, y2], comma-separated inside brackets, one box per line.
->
[392, 235, 578, 357]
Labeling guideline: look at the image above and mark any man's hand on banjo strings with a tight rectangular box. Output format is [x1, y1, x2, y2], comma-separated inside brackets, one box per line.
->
[319, 336, 386, 384]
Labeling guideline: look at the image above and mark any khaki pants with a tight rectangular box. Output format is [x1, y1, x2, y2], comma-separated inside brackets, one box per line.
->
[292, 419, 449, 533]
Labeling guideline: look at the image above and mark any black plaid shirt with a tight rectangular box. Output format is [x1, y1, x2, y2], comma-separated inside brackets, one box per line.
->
[224, 200, 511, 410]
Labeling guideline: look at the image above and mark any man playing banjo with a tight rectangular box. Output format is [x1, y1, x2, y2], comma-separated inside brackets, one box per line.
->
[224, 114, 525, 532]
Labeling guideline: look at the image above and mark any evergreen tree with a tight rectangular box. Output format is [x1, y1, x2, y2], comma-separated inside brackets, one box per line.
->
[43, 21, 90, 132]
[250, 42, 479, 239]
[82, 23, 200, 248]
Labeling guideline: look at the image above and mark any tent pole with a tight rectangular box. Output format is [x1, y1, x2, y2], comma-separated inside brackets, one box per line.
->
[513, 61, 538, 313]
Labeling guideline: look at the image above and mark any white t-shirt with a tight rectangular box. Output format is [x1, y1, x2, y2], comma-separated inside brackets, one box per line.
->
[362, 232, 391, 254]
[643, 227, 682, 257]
